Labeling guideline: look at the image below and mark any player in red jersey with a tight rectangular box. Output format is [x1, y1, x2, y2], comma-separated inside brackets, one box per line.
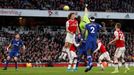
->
[67, 35, 80, 71]
[94, 39, 113, 71]
[109, 23, 130, 73]
[59, 13, 80, 63]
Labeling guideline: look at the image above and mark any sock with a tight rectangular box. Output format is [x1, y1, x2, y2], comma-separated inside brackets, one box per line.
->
[76, 57, 80, 68]
[100, 63, 104, 69]
[5, 60, 9, 69]
[15, 61, 18, 69]
[124, 63, 129, 70]
[114, 63, 119, 71]
[87, 55, 93, 69]
[73, 58, 77, 69]
[68, 58, 73, 70]
[67, 64, 71, 69]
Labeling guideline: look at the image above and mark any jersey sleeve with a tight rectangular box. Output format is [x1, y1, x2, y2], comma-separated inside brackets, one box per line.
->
[66, 21, 69, 31]
[66, 21, 69, 28]
[79, 13, 90, 31]
[114, 31, 119, 39]
[20, 40, 24, 47]
[97, 23, 102, 30]
[83, 13, 90, 24]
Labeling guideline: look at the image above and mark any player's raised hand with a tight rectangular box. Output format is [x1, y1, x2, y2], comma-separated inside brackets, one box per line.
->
[85, 4, 88, 7]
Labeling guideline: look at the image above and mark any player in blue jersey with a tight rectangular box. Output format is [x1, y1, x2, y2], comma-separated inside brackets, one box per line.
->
[3, 33, 25, 70]
[84, 17, 107, 72]
[75, 4, 90, 71]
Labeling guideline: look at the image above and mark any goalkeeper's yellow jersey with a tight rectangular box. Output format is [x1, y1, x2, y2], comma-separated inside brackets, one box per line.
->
[79, 13, 90, 39]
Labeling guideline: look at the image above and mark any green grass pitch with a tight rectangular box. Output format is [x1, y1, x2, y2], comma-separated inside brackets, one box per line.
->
[0, 67, 133, 75]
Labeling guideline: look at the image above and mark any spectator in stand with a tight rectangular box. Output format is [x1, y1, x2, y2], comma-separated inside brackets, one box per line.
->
[0, 0, 134, 12]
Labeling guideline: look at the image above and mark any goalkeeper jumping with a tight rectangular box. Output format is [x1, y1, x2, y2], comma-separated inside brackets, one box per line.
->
[75, 4, 90, 71]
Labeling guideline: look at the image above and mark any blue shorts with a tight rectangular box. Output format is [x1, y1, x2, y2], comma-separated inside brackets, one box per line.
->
[85, 40, 97, 52]
[9, 51, 19, 58]
[77, 42, 87, 56]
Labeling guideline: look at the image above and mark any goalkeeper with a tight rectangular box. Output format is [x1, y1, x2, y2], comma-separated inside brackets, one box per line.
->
[75, 4, 90, 70]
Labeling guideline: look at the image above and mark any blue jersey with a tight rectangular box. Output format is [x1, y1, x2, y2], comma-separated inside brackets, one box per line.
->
[85, 22, 102, 51]
[11, 39, 24, 52]
[85, 22, 102, 41]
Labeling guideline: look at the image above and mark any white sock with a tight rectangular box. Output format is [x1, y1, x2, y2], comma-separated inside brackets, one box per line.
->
[100, 63, 104, 69]
[73, 59, 77, 69]
[73, 63, 76, 69]
[114, 64, 119, 71]
[124, 63, 129, 70]
[67, 64, 71, 69]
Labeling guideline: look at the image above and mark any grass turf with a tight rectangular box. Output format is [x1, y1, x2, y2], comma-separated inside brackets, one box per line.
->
[0, 67, 133, 75]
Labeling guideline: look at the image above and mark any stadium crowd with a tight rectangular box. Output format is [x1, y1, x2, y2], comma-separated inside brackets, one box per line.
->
[0, 26, 134, 63]
[0, 0, 134, 12]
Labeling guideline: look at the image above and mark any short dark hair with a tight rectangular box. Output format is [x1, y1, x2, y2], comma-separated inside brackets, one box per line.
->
[116, 23, 121, 28]
[68, 13, 75, 19]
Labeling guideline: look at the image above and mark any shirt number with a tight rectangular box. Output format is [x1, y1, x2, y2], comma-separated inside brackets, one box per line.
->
[90, 27, 95, 33]
[119, 33, 124, 40]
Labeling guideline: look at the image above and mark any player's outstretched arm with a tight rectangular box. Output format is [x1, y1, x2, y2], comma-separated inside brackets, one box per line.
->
[109, 31, 119, 45]
[94, 43, 101, 53]
[21, 45, 26, 55]
[84, 4, 88, 15]
[6, 43, 11, 51]
[22, 45, 26, 51]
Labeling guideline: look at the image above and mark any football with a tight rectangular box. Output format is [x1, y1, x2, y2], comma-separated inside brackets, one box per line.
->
[63, 5, 70, 11]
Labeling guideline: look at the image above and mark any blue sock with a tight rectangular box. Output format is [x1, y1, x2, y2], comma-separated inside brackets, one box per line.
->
[76, 57, 80, 68]
[87, 55, 93, 69]
[76, 62, 79, 68]
[15, 61, 18, 69]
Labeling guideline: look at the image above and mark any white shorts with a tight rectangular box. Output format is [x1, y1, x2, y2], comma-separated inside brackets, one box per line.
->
[114, 47, 125, 58]
[99, 52, 111, 61]
[70, 51, 77, 60]
[65, 32, 74, 44]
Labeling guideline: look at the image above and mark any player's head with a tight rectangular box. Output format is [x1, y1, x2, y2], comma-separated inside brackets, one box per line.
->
[115, 23, 121, 30]
[68, 13, 76, 20]
[89, 16, 95, 22]
[15, 33, 20, 40]
[76, 15, 81, 23]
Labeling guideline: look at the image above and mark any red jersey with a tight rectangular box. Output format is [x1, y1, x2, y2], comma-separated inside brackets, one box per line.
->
[70, 44, 76, 52]
[66, 19, 78, 33]
[98, 42, 107, 53]
[114, 30, 125, 48]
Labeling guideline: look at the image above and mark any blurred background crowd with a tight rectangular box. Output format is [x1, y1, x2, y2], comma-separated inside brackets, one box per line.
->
[0, 25, 134, 63]
[0, 0, 134, 12]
